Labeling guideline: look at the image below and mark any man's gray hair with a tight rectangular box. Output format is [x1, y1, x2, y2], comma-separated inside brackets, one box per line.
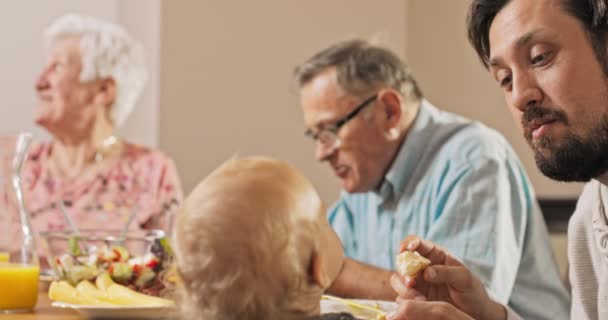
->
[45, 14, 147, 127]
[293, 39, 422, 101]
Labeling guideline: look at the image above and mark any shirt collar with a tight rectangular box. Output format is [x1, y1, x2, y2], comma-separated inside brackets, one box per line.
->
[375, 99, 435, 203]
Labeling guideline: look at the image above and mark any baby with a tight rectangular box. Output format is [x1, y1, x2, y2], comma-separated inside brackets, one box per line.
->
[173, 156, 349, 320]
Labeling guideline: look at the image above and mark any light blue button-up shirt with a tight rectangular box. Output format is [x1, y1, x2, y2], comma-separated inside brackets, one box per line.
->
[329, 100, 570, 320]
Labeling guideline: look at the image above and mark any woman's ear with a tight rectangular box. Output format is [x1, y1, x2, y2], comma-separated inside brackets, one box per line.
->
[95, 77, 116, 109]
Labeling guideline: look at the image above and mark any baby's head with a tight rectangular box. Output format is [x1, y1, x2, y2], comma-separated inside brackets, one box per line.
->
[174, 156, 344, 320]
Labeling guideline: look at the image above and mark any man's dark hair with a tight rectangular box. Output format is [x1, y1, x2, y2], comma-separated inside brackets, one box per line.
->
[466, 0, 608, 75]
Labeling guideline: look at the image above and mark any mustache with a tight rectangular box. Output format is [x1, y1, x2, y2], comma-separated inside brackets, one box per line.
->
[522, 104, 568, 131]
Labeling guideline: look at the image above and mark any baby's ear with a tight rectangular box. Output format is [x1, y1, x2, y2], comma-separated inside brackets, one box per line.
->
[309, 251, 331, 289]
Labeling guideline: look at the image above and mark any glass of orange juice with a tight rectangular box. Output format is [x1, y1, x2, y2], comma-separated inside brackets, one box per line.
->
[0, 133, 39, 313]
[0, 262, 39, 311]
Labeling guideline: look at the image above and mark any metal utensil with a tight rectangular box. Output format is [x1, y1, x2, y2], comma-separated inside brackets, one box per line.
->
[120, 203, 139, 240]
[57, 200, 80, 235]
[57, 200, 90, 256]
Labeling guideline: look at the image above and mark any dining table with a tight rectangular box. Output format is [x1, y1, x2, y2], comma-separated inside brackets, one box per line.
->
[1, 280, 178, 320]
[1, 283, 395, 320]
[0, 291, 83, 320]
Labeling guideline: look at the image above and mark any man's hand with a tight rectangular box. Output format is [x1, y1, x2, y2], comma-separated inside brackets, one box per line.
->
[389, 236, 507, 320]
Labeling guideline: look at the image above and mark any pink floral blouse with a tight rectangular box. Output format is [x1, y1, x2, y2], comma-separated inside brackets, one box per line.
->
[22, 142, 183, 237]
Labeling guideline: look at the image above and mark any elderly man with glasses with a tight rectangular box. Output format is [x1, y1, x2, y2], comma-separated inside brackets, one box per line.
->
[293, 39, 569, 319]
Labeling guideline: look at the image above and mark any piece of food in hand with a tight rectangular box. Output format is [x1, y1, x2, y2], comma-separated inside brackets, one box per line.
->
[395, 251, 431, 277]
[49, 281, 115, 306]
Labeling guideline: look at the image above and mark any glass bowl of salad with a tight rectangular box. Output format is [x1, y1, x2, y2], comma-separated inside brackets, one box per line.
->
[39, 229, 173, 296]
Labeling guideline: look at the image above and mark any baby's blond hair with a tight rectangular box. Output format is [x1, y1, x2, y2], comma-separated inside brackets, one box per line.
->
[174, 157, 328, 320]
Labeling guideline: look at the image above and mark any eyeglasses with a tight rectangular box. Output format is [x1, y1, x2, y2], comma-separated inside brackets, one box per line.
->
[304, 94, 378, 150]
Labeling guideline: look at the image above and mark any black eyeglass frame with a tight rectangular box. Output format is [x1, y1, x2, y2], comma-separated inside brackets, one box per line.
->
[304, 94, 378, 141]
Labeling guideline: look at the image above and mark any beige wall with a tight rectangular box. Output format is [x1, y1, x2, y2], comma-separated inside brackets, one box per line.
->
[160, 1, 582, 201]
[406, 0, 583, 199]
[116, 1, 161, 147]
[0, 0, 160, 147]
[160, 1, 408, 203]
[3, 1, 576, 202]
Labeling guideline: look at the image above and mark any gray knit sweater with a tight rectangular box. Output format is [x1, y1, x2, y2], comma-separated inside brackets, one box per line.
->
[566, 180, 608, 320]
[506, 180, 608, 320]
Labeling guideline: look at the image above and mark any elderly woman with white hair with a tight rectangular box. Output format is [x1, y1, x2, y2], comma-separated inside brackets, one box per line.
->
[21, 14, 183, 239]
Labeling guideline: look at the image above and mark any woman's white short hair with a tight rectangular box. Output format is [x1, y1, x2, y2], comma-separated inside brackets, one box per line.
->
[45, 14, 147, 127]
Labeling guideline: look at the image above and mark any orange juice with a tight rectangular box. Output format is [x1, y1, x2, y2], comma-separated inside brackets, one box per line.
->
[0, 263, 39, 311]
[0, 252, 8, 263]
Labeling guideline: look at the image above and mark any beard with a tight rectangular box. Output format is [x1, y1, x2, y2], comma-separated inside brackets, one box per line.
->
[523, 105, 608, 182]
